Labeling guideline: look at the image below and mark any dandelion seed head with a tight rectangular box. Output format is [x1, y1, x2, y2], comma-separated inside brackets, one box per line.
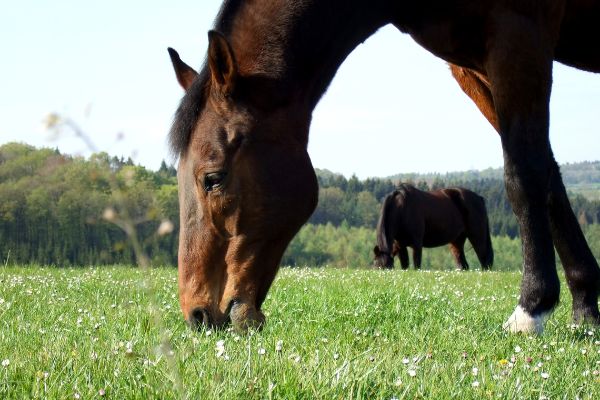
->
[103, 208, 117, 222]
[157, 220, 174, 236]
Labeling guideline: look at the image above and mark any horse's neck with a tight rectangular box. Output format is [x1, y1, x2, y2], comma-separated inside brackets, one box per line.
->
[225, 0, 393, 108]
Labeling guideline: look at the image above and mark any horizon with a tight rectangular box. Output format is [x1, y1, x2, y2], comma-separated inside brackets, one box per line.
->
[1, 1, 599, 178]
[3, 140, 599, 181]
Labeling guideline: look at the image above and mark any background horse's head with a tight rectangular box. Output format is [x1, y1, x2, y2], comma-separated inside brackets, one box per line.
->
[372, 245, 394, 269]
[169, 32, 318, 331]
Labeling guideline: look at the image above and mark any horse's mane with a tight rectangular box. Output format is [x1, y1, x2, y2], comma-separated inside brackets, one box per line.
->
[169, 0, 306, 157]
[169, 0, 247, 157]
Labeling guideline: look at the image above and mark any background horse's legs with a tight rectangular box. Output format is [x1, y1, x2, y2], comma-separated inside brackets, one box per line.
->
[449, 235, 469, 270]
[450, 64, 600, 323]
[398, 246, 410, 269]
[485, 17, 558, 333]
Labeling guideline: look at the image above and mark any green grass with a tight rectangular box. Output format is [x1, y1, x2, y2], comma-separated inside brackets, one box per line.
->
[1, 266, 599, 399]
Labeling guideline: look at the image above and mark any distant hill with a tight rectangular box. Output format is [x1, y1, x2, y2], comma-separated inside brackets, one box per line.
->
[384, 161, 600, 201]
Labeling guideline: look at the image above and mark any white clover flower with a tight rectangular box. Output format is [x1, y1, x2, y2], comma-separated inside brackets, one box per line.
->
[408, 369, 417, 377]
[275, 340, 283, 352]
[514, 345, 522, 353]
[402, 358, 410, 365]
[1, 359, 9, 367]
[472, 367, 479, 376]
[258, 348, 266, 355]
[472, 381, 480, 388]
[541, 372, 549, 379]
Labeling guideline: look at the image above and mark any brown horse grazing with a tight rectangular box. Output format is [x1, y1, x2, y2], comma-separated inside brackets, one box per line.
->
[373, 185, 493, 270]
[168, 0, 600, 334]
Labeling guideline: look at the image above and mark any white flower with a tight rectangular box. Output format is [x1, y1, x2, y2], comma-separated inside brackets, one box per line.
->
[1, 359, 9, 367]
[275, 340, 283, 352]
[472, 367, 478, 376]
[408, 369, 417, 377]
[402, 358, 410, 365]
[514, 345, 522, 353]
[258, 348, 266, 355]
[472, 381, 480, 388]
[541, 372, 549, 379]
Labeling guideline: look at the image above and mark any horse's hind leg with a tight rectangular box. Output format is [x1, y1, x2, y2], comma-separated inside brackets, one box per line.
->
[449, 235, 469, 270]
[485, 16, 559, 333]
[548, 154, 600, 324]
[450, 64, 600, 323]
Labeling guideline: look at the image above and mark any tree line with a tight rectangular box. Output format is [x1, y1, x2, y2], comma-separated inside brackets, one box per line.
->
[1, 142, 599, 267]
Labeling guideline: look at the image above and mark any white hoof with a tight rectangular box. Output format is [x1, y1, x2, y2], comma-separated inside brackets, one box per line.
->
[503, 305, 549, 334]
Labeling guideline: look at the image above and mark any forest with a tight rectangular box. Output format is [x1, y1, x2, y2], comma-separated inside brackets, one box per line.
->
[1, 142, 599, 268]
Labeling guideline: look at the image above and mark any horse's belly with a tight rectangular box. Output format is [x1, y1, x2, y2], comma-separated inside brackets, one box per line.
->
[556, 1, 600, 72]
[422, 230, 460, 248]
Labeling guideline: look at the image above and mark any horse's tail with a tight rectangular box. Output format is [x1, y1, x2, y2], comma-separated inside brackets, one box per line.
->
[376, 191, 397, 253]
[447, 189, 494, 269]
[376, 186, 410, 252]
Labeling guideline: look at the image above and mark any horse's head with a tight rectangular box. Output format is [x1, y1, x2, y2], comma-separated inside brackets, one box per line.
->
[372, 245, 394, 269]
[169, 32, 318, 332]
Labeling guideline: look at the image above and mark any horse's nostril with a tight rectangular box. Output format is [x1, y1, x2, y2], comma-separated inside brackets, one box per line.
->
[189, 307, 210, 329]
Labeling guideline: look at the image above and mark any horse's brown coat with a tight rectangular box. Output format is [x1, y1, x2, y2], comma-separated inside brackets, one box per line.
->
[169, 0, 600, 332]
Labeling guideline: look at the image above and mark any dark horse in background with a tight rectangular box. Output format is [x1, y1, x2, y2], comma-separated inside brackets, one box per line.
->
[373, 184, 493, 270]
[168, 0, 600, 334]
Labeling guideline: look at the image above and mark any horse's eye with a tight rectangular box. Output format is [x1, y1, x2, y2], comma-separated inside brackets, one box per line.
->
[203, 171, 227, 192]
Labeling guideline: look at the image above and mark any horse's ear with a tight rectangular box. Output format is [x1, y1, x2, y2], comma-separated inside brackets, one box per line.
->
[168, 48, 198, 91]
[373, 246, 381, 256]
[207, 30, 238, 95]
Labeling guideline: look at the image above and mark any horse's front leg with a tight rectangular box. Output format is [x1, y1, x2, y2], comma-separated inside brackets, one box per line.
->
[412, 246, 422, 269]
[486, 15, 559, 334]
[450, 63, 600, 324]
[398, 246, 409, 269]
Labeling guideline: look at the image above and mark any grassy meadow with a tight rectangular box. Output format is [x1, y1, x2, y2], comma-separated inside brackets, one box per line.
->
[1, 266, 600, 399]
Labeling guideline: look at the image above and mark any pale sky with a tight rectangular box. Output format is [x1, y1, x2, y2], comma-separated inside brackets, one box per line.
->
[1, 0, 599, 178]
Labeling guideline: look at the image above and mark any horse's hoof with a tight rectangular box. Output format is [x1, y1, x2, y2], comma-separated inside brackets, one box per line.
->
[503, 305, 549, 334]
